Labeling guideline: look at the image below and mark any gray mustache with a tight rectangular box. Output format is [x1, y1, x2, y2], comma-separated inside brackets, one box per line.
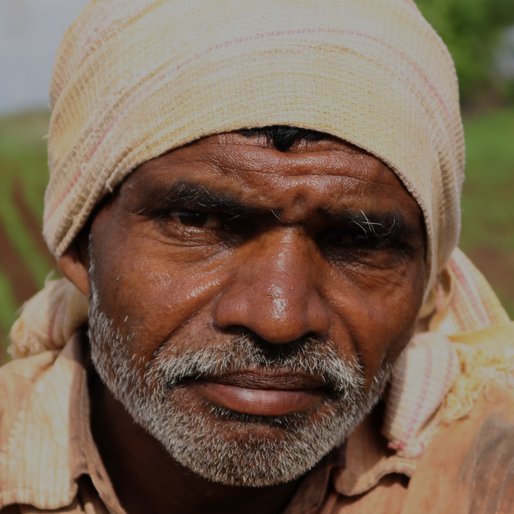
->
[151, 334, 366, 395]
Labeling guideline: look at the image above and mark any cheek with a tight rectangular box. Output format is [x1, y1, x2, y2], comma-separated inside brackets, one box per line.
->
[91, 241, 230, 362]
[328, 262, 426, 384]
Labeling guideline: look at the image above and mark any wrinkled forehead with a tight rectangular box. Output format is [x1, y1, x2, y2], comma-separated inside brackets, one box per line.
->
[127, 128, 404, 197]
[122, 129, 425, 239]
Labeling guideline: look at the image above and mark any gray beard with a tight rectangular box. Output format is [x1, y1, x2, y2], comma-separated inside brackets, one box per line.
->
[88, 267, 391, 487]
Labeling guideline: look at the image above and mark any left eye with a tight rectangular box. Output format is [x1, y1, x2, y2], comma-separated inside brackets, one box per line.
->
[346, 232, 391, 250]
[171, 210, 222, 228]
[321, 231, 393, 254]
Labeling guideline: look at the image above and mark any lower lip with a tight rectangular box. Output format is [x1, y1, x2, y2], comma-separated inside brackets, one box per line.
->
[193, 382, 323, 416]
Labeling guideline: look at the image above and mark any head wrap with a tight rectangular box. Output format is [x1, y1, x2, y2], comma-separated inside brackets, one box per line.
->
[44, 0, 465, 288]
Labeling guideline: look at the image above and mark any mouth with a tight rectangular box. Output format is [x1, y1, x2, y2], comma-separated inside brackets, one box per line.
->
[180, 371, 330, 417]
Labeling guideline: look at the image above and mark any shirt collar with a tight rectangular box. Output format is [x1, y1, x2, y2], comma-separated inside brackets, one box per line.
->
[332, 406, 417, 497]
[0, 333, 125, 513]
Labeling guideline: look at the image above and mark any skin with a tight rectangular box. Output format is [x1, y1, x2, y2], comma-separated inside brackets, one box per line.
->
[60, 132, 427, 514]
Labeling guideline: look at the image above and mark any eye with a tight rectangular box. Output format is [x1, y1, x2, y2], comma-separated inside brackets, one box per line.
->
[169, 210, 222, 229]
[322, 230, 391, 252]
[346, 232, 391, 250]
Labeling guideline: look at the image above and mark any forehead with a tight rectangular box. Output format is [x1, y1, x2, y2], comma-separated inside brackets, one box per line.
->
[122, 132, 421, 219]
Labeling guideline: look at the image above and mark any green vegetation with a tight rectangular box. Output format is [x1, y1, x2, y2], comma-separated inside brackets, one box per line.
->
[0, 111, 53, 352]
[460, 106, 514, 315]
[416, 0, 514, 107]
[0, 107, 513, 357]
[463, 107, 514, 248]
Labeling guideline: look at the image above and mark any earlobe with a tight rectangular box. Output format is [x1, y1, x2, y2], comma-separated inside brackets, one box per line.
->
[57, 243, 90, 296]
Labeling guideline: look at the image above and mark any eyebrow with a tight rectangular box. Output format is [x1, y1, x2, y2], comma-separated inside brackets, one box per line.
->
[147, 181, 258, 217]
[141, 180, 423, 242]
[342, 210, 409, 237]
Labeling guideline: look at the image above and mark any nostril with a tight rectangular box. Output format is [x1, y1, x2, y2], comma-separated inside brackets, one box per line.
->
[210, 328, 327, 361]
[216, 325, 255, 339]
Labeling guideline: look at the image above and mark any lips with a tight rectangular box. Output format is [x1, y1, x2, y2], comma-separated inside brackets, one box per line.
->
[185, 371, 328, 417]
[205, 371, 325, 389]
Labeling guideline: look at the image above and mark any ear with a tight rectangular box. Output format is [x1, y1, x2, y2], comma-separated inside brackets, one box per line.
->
[57, 235, 90, 297]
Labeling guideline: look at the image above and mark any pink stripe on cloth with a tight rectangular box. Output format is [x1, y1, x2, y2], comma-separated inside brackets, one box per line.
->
[401, 345, 434, 442]
[383, 332, 459, 457]
[449, 259, 490, 329]
[46, 24, 450, 220]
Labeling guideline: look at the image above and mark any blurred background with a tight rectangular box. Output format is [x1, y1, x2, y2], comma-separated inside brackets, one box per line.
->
[0, 0, 513, 360]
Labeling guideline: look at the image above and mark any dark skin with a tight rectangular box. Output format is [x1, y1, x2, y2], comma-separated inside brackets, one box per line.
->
[59, 132, 427, 514]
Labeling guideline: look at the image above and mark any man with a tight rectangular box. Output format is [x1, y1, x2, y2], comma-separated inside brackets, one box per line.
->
[1, 1, 513, 513]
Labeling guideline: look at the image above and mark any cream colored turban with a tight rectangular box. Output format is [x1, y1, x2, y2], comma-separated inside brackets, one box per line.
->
[45, 0, 465, 288]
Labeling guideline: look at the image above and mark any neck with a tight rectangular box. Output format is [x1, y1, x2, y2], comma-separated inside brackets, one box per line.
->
[88, 368, 302, 514]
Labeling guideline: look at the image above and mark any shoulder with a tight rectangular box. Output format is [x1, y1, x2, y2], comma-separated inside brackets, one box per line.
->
[0, 352, 59, 432]
[406, 383, 514, 513]
[454, 385, 514, 513]
[0, 351, 59, 387]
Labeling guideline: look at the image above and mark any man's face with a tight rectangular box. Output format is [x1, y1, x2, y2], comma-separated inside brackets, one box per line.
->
[86, 132, 427, 487]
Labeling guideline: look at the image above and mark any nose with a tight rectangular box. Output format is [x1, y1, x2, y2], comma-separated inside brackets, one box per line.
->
[214, 228, 330, 343]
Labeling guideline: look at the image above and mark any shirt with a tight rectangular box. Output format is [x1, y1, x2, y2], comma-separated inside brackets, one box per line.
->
[1, 334, 513, 514]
